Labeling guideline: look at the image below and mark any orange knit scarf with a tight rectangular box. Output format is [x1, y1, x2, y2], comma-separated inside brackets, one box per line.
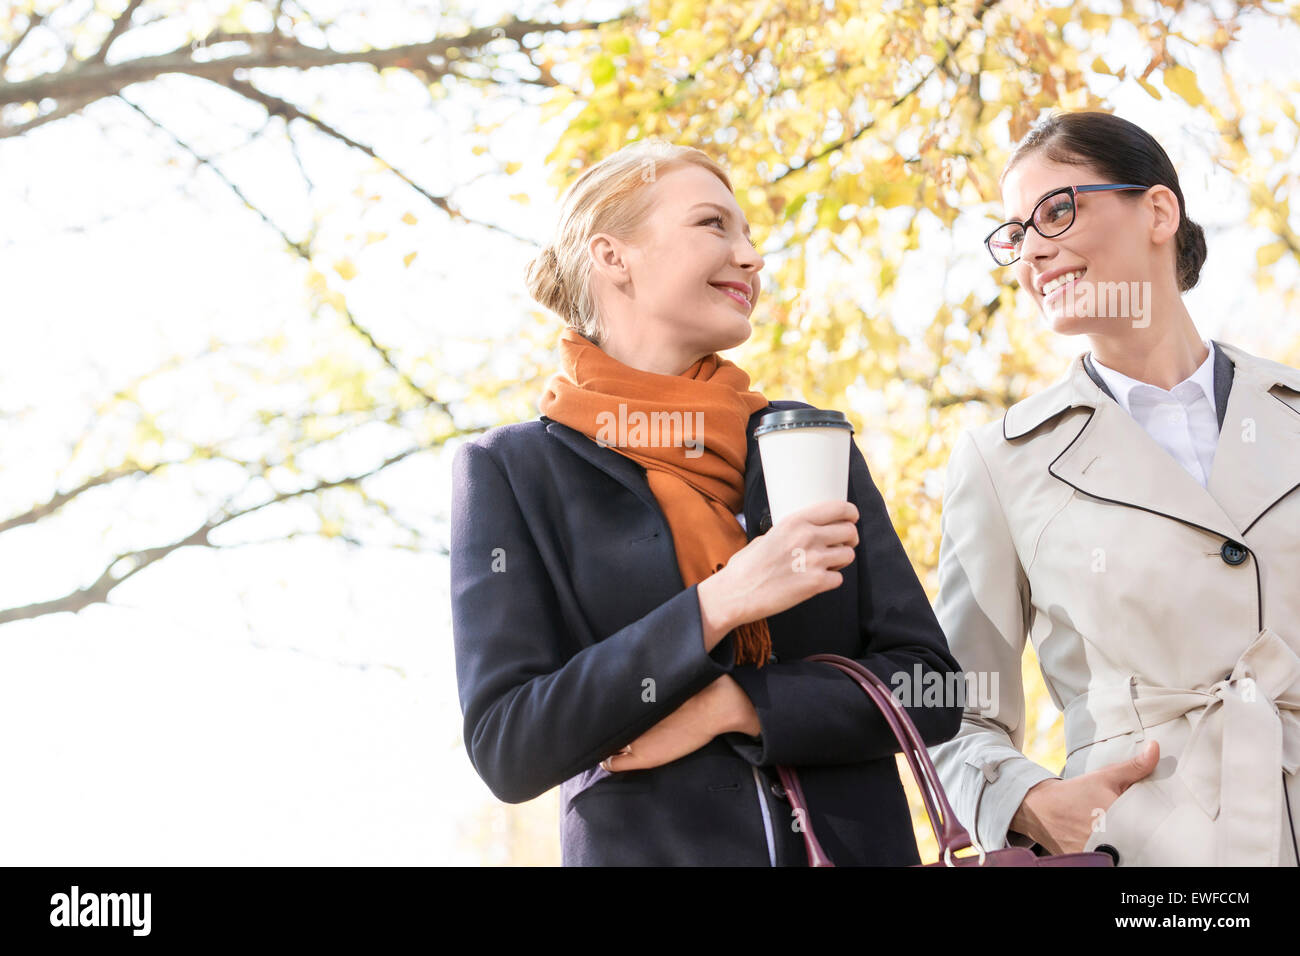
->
[539, 327, 773, 667]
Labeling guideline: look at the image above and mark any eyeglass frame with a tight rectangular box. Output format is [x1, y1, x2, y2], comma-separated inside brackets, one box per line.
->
[983, 184, 1151, 266]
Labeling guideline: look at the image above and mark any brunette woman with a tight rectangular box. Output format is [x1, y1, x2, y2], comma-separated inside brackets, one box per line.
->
[930, 111, 1300, 866]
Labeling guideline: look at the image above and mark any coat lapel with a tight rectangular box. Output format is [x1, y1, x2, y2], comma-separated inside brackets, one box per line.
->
[541, 417, 663, 515]
[1050, 388, 1244, 541]
[744, 404, 777, 541]
[1205, 343, 1300, 533]
[1005, 354, 1244, 542]
[1212, 342, 1234, 431]
[543, 404, 780, 536]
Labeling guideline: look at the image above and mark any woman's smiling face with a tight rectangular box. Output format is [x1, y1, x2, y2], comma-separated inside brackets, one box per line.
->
[1000, 153, 1154, 336]
[605, 163, 764, 363]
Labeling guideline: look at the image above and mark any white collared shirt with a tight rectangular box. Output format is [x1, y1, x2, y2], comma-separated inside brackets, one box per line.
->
[1089, 341, 1219, 488]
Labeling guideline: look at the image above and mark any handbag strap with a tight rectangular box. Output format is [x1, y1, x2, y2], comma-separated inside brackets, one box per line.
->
[774, 765, 833, 866]
[779, 654, 976, 862]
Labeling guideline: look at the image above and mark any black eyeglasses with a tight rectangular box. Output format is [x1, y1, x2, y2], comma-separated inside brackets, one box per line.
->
[984, 184, 1150, 266]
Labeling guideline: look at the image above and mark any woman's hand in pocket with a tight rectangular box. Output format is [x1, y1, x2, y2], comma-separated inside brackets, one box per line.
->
[1011, 740, 1160, 854]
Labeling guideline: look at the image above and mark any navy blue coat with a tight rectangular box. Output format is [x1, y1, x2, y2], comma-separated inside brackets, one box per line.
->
[450, 399, 964, 865]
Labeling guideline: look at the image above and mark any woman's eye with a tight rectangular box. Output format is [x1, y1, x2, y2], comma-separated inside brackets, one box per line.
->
[1041, 200, 1072, 223]
[702, 215, 757, 250]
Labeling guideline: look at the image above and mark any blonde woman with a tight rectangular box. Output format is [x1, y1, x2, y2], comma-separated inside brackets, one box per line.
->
[930, 111, 1300, 866]
[450, 139, 963, 865]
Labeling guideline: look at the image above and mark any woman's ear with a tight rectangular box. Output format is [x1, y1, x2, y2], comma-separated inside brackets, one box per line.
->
[588, 233, 632, 287]
[1146, 185, 1181, 247]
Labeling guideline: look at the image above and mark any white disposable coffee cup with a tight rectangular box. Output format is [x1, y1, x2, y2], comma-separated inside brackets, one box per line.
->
[753, 409, 854, 527]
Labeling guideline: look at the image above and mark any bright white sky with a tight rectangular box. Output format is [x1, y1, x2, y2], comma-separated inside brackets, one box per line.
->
[0, 1, 1297, 865]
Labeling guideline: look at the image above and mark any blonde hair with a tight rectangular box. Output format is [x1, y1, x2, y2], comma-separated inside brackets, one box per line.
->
[525, 139, 732, 344]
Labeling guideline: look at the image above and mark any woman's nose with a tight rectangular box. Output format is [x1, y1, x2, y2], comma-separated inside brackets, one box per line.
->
[1018, 225, 1055, 263]
[736, 237, 764, 271]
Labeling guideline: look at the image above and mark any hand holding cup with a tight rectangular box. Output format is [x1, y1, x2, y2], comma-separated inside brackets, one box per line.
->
[697, 409, 859, 649]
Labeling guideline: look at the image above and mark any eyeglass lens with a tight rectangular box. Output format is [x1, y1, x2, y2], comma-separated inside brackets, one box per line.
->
[988, 189, 1077, 265]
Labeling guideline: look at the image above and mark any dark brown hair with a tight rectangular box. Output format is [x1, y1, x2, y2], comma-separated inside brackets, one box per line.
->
[1004, 112, 1207, 291]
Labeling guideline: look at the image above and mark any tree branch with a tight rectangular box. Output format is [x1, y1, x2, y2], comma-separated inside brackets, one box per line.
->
[0, 93, 98, 139]
[0, 445, 428, 626]
[85, 0, 147, 67]
[0, 17, 614, 109]
[0, 10, 44, 74]
[0, 462, 166, 534]
[215, 75, 538, 246]
[112, 93, 460, 411]
[771, 0, 1001, 185]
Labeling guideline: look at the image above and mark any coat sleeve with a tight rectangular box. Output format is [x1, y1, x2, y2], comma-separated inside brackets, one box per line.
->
[720, 437, 965, 767]
[450, 437, 736, 805]
[927, 429, 1058, 850]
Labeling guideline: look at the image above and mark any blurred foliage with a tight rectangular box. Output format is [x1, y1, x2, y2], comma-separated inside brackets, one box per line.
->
[4, 0, 1300, 865]
[516, 0, 1300, 864]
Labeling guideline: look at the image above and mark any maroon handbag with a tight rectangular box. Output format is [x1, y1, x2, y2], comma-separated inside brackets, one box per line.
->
[775, 653, 1115, 867]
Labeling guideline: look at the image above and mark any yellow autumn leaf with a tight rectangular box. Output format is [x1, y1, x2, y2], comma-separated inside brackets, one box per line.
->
[1135, 76, 1162, 100]
[1162, 64, 1204, 107]
[334, 259, 357, 280]
[1257, 241, 1286, 268]
[873, 181, 915, 209]
[403, 251, 418, 268]
[591, 55, 616, 86]
[667, 0, 696, 30]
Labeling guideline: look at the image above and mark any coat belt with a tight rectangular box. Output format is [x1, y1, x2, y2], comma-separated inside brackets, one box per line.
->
[1063, 627, 1300, 866]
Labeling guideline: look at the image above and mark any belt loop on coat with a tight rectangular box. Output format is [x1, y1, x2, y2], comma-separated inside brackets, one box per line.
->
[1063, 677, 1146, 760]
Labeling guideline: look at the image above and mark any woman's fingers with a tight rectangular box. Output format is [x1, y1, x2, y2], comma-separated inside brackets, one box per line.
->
[811, 521, 858, 550]
[785, 500, 859, 526]
[601, 744, 634, 772]
[824, 545, 857, 572]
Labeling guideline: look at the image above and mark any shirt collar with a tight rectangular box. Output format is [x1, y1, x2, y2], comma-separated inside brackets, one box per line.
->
[1089, 340, 1217, 414]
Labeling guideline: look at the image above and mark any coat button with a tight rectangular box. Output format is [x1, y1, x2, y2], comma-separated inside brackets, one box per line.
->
[1220, 541, 1248, 566]
[758, 511, 772, 533]
[770, 781, 787, 800]
[1095, 843, 1121, 865]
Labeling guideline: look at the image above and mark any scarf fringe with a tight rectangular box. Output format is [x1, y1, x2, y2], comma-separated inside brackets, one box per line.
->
[734, 617, 772, 668]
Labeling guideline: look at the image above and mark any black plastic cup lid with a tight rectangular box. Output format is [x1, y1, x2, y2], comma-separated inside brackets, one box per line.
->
[753, 408, 854, 437]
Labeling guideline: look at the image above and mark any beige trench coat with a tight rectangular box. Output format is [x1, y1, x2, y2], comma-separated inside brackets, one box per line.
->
[929, 341, 1300, 866]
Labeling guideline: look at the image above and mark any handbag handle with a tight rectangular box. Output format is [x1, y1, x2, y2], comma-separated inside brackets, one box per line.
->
[779, 654, 978, 863]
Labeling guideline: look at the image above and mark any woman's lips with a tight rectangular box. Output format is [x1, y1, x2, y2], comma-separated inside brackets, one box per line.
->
[1042, 269, 1086, 303]
[712, 284, 750, 308]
